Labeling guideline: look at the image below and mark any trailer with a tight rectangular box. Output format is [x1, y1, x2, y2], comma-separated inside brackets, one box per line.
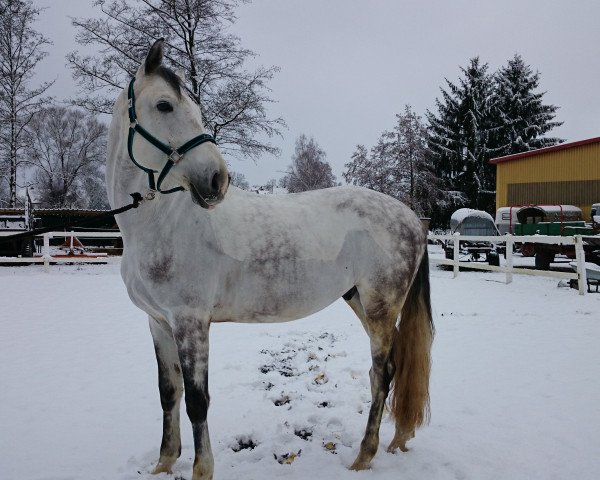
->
[444, 208, 502, 266]
[513, 205, 600, 269]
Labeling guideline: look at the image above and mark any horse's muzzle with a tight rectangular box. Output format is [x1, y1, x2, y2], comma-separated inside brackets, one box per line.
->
[189, 169, 229, 209]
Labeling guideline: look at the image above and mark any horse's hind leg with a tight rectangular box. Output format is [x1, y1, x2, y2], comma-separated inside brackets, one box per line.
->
[149, 316, 184, 474]
[346, 290, 397, 470]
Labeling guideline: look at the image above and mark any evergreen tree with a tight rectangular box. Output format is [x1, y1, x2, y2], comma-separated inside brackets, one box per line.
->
[493, 54, 562, 157]
[427, 57, 497, 211]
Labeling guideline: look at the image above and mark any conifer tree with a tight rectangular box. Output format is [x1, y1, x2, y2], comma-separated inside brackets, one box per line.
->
[493, 54, 562, 157]
[427, 57, 496, 210]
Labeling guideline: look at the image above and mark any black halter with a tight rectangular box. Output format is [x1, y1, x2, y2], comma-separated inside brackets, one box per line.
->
[127, 77, 217, 194]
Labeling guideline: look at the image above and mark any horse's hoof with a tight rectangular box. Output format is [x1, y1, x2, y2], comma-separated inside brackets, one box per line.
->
[387, 429, 414, 453]
[152, 462, 174, 475]
[386, 441, 409, 453]
[349, 459, 371, 471]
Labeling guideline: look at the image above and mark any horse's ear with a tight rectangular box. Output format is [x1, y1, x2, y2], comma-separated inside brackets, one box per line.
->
[145, 39, 164, 75]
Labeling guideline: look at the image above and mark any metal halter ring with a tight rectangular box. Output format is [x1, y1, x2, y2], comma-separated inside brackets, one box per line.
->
[169, 151, 184, 164]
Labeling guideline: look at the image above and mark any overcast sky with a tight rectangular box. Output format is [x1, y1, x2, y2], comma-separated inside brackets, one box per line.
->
[36, 0, 600, 186]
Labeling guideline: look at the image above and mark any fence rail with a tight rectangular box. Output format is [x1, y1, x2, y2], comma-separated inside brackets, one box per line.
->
[0, 231, 122, 268]
[427, 233, 597, 295]
[1, 230, 597, 295]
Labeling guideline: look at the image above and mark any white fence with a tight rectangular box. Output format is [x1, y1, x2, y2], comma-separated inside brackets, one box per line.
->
[0, 231, 122, 268]
[1, 230, 597, 295]
[427, 233, 595, 295]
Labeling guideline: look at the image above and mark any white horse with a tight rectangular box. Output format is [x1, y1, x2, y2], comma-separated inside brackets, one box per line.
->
[107, 40, 433, 480]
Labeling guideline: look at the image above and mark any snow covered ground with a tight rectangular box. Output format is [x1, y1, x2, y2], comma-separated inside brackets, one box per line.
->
[1, 255, 599, 480]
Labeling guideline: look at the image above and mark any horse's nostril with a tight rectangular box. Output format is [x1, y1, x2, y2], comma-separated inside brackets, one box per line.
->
[211, 172, 220, 194]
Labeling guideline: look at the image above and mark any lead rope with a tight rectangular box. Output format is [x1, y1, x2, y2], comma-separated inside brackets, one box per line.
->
[0, 193, 144, 243]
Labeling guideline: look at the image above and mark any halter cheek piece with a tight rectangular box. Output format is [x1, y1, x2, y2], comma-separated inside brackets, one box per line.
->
[127, 77, 217, 194]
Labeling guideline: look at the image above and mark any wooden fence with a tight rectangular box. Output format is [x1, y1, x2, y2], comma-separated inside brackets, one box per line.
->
[428, 233, 594, 295]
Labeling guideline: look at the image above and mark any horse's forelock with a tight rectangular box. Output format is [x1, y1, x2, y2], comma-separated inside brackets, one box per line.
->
[152, 65, 182, 97]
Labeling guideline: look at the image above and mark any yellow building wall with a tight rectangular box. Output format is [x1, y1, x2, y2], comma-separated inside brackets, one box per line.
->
[495, 142, 600, 219]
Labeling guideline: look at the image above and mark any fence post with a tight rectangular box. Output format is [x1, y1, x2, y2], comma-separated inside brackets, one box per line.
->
[453, 232, 460, 278]
[43, 233, 51, 271]
[505, 234, 513, 284]
[574, 235, 587, 296]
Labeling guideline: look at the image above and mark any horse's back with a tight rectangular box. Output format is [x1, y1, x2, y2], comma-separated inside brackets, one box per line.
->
[217, 185, 424, 257]
[207, 186, 426, 321]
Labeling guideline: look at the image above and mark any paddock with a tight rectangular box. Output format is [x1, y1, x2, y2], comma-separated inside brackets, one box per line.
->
[1, 256, 599, 479]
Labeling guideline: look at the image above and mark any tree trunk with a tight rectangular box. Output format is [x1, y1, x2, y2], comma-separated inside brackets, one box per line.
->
[9, 109, 17, 208]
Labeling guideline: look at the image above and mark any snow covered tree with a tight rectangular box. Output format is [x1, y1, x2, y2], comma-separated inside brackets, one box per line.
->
[344, 106, 441, 217]
[390, 106, 442, 215]
[493, 54, 562, 157]
[0, 0, 53, 207]
[25, 106, 108, 208]
[427, 57, 496, 211]
[343, 142, 400, 198]
[282, 135, 336, 193]
[67, 0, 285, 160]
[229, 171, 249, 190]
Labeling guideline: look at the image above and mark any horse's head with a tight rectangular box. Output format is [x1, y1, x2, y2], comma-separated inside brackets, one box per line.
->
[124, 39, 229, 209]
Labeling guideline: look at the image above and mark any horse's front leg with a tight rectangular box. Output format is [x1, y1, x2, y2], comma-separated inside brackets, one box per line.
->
[149, 316, 183, 474]
[173, 316, 213, 480]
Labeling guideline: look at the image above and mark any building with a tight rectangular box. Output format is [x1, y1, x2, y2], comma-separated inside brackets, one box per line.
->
[490, 137, 600, 220]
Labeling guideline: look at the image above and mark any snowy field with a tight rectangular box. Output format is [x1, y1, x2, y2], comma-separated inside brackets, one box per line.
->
[1, 255, 599, 480]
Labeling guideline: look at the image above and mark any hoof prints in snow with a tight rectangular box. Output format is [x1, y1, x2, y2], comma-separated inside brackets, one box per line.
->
[294, 428, 313, 441]
[273, 394, 291, 406]
[249, 331, 356, 463]
[231, 435, 259, 452]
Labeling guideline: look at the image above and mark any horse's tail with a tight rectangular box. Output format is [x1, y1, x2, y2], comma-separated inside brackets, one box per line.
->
[390, 247, 434, 443]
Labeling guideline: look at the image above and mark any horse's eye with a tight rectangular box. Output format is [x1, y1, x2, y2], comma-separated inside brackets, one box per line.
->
[156, 101, 173, 112]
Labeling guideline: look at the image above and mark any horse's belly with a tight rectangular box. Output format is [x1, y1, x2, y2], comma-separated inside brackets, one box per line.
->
[210, 259, 354, 323]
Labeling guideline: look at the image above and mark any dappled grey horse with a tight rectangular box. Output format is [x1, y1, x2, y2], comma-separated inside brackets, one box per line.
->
[107, 40, 434, 480]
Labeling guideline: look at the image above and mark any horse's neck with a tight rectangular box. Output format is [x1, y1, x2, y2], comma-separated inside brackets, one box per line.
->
[106, 94, 165, 211]
[106, 105, 173, 235]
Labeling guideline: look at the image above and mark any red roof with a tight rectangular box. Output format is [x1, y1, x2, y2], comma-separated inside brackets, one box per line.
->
[489, 137, 600, 164]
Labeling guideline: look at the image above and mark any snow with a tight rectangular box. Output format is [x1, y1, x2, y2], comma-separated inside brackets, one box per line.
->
[451, 208, 494, 224]
[1, 257, 600, 480]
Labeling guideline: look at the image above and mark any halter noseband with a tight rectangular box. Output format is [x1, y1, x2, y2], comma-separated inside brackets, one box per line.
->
[127, 77, 217, 194]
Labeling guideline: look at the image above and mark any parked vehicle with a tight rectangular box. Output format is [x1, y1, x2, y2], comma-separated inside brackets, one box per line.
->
[591, 203, 600, 227]
[444, 208, 502, 266]
[513, 205, 600, 269]
[495, 206, 519, 235]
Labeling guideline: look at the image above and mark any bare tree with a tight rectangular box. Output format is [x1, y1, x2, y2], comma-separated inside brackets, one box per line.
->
[282, 135, 336, 193]
[25, 106, 108, 208]
[67, 0, 285, 160]
[0, 0, 53, 207]
[344, 106, 441, 217]
[391, 105, 441, 214]
[228, 170, 249, 190]
[344, 142, 400, 198]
